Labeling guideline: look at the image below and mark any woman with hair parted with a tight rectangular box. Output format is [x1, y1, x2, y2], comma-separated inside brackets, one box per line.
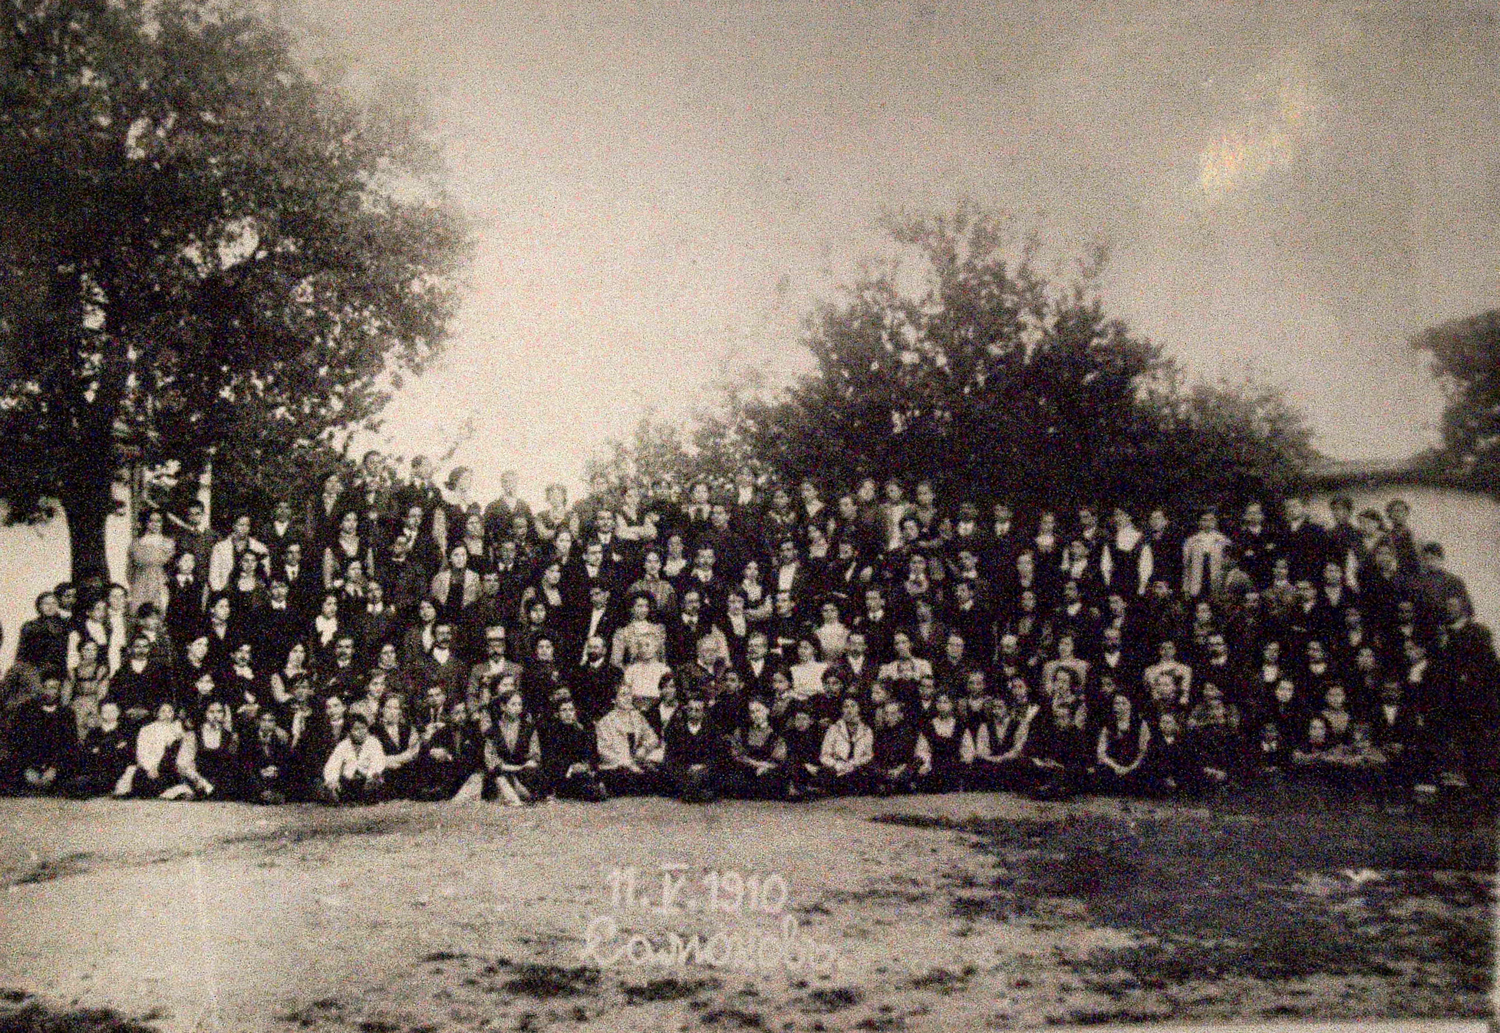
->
[484, 689, 543, 806]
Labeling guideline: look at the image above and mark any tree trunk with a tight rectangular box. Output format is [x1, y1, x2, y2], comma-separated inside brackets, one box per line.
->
[61, 473, 114, 590]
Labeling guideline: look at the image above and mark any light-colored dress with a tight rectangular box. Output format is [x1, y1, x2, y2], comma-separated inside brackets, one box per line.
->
[128, 533, 177, 614]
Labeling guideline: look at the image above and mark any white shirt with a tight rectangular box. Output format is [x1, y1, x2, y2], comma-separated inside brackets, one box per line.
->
[623, 659, 670, 699]
[323, 735, 387, 785]
[776, 563, 799, 593]
[790, 661, 828, 700]
[136, 719, 185, 776]
[586, 608, 608, 642]
[595, 708, 663, 769]
[314, 615, 338, 645]
[820, 720, 874, 769]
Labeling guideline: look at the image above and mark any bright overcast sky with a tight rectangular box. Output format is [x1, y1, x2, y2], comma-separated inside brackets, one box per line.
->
[285, 0, 1500, 500]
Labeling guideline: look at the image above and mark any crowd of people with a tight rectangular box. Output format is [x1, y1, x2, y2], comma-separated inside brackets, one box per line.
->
[1, 451, 1494, 812]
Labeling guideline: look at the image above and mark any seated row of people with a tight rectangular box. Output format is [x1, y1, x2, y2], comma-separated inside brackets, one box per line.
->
[9, 646, 1432, 810]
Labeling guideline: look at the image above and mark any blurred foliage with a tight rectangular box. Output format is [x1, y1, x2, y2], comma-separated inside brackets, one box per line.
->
[1412, 310, 1500, 490]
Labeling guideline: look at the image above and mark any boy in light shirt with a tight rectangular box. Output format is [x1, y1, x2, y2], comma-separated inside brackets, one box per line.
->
[322, 713, 387, 804]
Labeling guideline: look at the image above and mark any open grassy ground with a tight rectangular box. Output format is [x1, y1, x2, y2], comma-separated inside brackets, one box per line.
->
[0, 789, 1492, 1032]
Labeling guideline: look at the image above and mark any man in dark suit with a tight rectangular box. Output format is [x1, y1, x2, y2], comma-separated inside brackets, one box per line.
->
[567, 584, 617, 669]
[853, 587, 896, 666]
[464, 570, 512, 662]
[1370, 679, 1422, 802]
[351, 449, 396, 534]
[1233, 501, 1280, 589]
[109, 633, 171, 724]
[667, 589, 709, 669]
[573, 634, 619, 727]
[1409, 542, 1474, 630]
[491, 539, 528, 634]
[731, 470, 761, 527]
[679, 546, 725, 623]
[465, 625, 524, 716]
[1435, 594, 1499, 793]
[981, 502, 1022, 597]
[393, 455, 443, 525]
[242, 708, 292, 805]
[827, 630, 877, 702]
[354, 581, 399, 662]
[663, 696, 722, 803]
[945, 579, 994, 670]
[6, 671, 76, 794]
[14, 592, 69, 673]
[259, 577, 302, 664]
[562, 543, 614, 630]
[132, 604, 179, 679]
[171, 499, 218, 585]
[587, 508, 632, 573]
[276, 540, 320, 625]
[1144, 508, 1183, 599]
[645, 479, 685, 544]
[412, 622, 468, 703]
[1094, 624, 1138, 699]
[932, 631, 975, 699]
[482, 469, 532, 551]
[769, 537, 811, 608]
[263, 498, 304, 559]
[165, 561, 207, 642]
[539, 696, 607, 801]
[1280, 496, 1330, 585]
[285, 689, 341, 801]
[737, 632, 777, 700]
[319, 636, 365, 702]
[681, 482, 713, 549]
[697, 504, 748, 586]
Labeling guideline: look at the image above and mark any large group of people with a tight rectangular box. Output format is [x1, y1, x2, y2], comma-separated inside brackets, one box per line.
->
[1, 451, 1494, 812]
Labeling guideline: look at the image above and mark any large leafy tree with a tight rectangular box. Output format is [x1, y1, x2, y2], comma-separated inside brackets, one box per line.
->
[723, 207, 1312, 509]
[0, 0, 469, 582]
[1411, 310, 1500, 487]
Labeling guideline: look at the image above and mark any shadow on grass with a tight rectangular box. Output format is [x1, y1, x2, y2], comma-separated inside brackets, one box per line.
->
[0, 992, 161, 1032]
[875, 796, 1496, 1004]
[9, 854, 95, 887]
[219, 810, 451, 847]
[621, 976, 721, 1005]
[494, 960, 600, 999]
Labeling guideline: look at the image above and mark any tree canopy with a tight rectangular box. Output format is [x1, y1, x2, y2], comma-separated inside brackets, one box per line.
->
[1411, 310, 1500, 488]
[584, 374, 769, 497]
[0, 0, 469, 581]
[650, 207, 1313, 510]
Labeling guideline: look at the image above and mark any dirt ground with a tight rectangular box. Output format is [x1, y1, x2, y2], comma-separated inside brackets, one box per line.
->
[0, 790, 1493, 1032]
